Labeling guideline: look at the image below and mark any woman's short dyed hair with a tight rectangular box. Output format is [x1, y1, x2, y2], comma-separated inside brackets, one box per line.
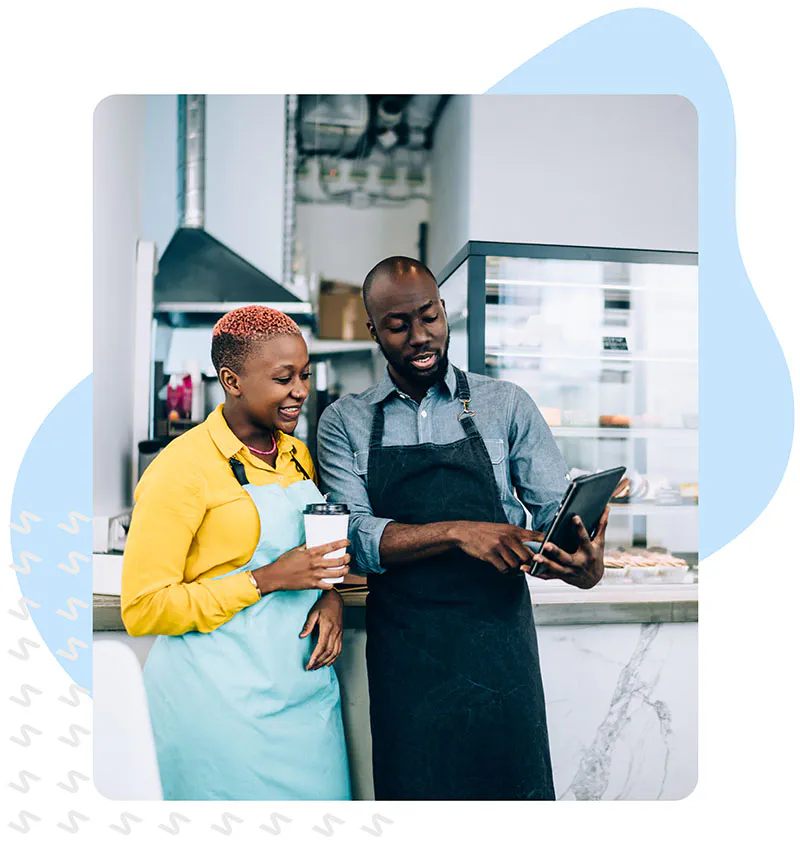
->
[211, 305, 302, 376]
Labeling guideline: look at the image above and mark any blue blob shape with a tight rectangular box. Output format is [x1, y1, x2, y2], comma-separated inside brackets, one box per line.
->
[486, 9, 794, 558]
[11, 375, 92, 690]
[8, 12, 795, 687]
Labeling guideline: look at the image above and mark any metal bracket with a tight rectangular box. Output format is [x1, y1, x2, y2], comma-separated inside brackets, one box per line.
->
[457, 397, 475, 421]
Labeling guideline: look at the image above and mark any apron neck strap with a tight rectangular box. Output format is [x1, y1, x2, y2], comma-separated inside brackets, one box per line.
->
[453, 368, 479, 438]
[290, 448, 312, 480]
[229, 457, 249, 486]
[369, 367, 481, 449]
[369, 399, 386, 451]
[230, 452, 312, 485]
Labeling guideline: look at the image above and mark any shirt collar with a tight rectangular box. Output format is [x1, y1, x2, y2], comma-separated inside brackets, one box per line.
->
[363, 361, 459, 404]
[206, 404, 293, 464]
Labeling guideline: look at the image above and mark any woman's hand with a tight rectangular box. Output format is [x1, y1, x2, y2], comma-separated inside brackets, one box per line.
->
[300, 590, 344, 670]
[530, 508, 609, 590]
[252, 540, 350, 595]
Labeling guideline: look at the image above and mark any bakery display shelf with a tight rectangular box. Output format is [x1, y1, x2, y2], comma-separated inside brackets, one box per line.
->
[609, 503, 697, 516]
[485, 278, 696, 295]
[486, 349, 697, 365]
[549, 426, 696, 439]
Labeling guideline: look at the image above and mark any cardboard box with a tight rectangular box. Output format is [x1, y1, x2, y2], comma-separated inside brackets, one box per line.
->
[317, 280, 372, 341]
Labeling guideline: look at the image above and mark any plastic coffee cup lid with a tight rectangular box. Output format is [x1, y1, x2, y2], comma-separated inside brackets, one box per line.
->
[304, 503, 349, 515]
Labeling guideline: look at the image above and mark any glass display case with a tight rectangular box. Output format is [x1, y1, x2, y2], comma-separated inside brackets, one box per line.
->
[439, 241, 698, 567]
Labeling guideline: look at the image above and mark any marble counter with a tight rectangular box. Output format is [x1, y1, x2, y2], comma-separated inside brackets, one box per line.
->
[93, 554, 697, 800]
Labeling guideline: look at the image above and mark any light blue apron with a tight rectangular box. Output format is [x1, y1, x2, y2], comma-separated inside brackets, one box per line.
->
[142, 458, 351, 801]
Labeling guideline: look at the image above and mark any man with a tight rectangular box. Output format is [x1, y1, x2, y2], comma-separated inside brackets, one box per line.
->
[317, 256, 609, 800]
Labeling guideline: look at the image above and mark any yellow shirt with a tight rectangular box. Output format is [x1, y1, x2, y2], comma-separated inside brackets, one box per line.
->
[121, 405, 317, 637]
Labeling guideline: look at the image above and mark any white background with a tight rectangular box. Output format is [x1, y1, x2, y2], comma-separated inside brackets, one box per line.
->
[2, 0, 798, 853]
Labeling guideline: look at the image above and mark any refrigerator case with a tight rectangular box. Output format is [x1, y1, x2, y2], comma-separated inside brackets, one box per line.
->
[438, 242, 698, 564]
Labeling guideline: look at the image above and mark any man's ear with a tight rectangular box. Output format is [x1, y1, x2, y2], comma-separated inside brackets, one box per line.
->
[441, 298, 447, 315]
[366, 320, 378, 343]
[219, 367, 242, 397]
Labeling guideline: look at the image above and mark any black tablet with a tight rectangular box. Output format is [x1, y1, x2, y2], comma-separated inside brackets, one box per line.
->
[528, 466, 626, 564]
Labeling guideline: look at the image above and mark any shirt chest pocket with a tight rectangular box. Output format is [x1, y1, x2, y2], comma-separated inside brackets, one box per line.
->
[483, 438, 509, 500]
[353, 450, 369, 477]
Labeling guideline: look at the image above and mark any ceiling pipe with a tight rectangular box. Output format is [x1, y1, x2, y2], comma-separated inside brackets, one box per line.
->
[177, 95, 205, 229]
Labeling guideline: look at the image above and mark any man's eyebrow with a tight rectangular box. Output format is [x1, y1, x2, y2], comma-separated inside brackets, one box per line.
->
[383, 301, 435, 320]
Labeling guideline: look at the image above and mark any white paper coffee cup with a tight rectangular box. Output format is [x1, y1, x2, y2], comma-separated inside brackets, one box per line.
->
[303, 503, 350, 584]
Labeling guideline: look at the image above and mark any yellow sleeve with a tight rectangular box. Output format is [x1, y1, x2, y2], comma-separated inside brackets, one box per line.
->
[121, 455, 259, 637]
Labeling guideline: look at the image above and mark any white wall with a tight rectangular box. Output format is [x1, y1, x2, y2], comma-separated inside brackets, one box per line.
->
[296, 199, 428, 285]
[429, 95, 698, 263]
[93, 95, 146, 516]
[141, 95, 176, 258]
[206, 95, 286, 282]
[141, 95, 287, 282]
[428, 95, 471, 275]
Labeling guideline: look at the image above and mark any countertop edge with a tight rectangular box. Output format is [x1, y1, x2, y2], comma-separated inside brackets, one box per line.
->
[94, 587, 697, 633]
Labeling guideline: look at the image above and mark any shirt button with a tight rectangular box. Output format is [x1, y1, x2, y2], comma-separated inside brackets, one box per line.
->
[421, 410, 427, 418]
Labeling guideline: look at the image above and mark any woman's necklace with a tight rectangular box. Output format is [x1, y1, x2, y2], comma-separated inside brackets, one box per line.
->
[245, 433, 277, 456]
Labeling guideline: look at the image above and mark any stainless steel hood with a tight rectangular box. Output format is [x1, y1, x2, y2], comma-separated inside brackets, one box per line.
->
[154, 95, 311, 324]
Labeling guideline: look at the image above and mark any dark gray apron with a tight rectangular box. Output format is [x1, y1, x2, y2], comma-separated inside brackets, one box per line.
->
[365, 367, 555, 800]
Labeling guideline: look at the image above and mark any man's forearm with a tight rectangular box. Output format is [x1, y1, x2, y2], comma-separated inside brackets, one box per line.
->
[378, 521, 463, 566]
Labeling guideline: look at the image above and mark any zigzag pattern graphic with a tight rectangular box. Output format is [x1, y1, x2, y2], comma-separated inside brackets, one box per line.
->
[8, 638, 40, 660]
[57, 511, 91, 534]
[260, 813, 293, 835]
[57, 770, 90, 792]
[7, 597, 41, 620]
[55, 638, 88, 661]
[9, 684, 43, 706]
[8, 810, 41, 833]
[59, 683, 91, 706]
[57, 551, 90, 575]
[9, 725, 43, 747]
[211, 812, 244, 835]
[7, 770, 41, 793]
[58, 724, 91, 747]
[56, 811, 90, 833]
[9, 511, 42, 534]
[312, 814, 345, 836]
[361, 814, 395, 836]
[10, 551, 42, 575]
[109, 812, 143, 835]
[56, 598, 89, 620]
[159, 812, 191, 834]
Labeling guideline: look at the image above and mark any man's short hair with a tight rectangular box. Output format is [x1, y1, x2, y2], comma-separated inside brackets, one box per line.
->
[362, 256, 437, 316]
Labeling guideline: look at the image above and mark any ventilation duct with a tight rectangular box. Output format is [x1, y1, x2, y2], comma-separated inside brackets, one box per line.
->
[154, 95, 308, 320]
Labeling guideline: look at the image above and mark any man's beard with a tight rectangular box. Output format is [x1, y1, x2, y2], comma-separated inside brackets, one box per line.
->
[376, 328, 451, 387]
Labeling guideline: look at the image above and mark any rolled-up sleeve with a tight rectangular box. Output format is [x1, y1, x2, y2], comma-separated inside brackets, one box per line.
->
[507, 384, 571, 532]
[317, 403, 392, 574]
[121, 460, 259, 636]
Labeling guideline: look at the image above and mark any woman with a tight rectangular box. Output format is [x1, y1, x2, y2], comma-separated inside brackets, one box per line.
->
[121, 305, 352, 801]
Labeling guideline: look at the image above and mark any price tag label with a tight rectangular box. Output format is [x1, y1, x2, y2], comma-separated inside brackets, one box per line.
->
[603, 336, 629, 351]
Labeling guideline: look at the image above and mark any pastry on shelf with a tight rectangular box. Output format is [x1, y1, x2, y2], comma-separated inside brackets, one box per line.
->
[599, 414, 631, 428]
[603, 547, 689, 584]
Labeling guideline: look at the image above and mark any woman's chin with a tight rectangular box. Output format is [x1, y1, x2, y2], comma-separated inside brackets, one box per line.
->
[276, 413, 301, 433]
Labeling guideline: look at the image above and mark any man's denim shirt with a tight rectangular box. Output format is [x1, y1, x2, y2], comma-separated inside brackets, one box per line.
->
[316, 362, 571, 574]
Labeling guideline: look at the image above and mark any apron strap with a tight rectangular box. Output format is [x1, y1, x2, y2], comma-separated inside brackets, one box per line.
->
[369, 398, 386, 451]
[290, 448, 312, 481]
[231, 452, 312, 484]
[369, 366, 480, 451]
[453, 367, 480, 439]
[229, 457, 249, 486]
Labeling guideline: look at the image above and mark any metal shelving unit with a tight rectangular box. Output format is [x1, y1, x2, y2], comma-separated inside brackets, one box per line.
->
[438, 241, 699, 555]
